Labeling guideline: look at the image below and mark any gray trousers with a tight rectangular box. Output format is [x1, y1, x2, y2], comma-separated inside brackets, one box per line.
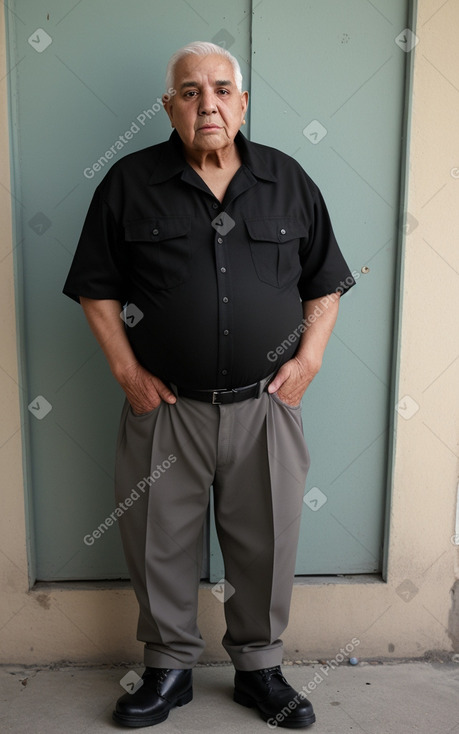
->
[114, 381, 310, 671]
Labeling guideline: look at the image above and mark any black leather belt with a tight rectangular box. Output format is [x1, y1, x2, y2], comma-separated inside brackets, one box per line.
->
[177, 380, 262, 405]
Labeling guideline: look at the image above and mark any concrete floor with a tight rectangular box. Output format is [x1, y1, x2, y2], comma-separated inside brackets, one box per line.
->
[1, 660, 458, 733]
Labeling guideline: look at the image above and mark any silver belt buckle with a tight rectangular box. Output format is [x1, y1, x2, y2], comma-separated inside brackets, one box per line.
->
[212, 388, 236, 405]
[212, 390, 222, 405]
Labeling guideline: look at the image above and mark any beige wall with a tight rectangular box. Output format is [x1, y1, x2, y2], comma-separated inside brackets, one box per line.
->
[1, 0, 458, 665]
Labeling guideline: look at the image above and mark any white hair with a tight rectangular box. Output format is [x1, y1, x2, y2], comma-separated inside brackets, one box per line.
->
[165, 41, 243, 93]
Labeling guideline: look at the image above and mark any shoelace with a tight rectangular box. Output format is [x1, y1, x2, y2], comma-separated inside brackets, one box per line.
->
[157, 668, 170, 683]
[259, 666, 286, 683]
[143, 667, 171, 682]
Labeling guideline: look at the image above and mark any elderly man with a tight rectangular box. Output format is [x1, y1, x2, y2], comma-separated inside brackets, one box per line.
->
[64, 41, 354, 729]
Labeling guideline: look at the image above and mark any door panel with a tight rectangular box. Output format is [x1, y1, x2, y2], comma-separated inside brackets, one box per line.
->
[6, 0, 251, 579]
[210, 0, 410, 578]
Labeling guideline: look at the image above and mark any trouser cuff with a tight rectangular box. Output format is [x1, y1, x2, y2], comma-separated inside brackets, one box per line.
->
[143, 644, 198, 669]
[226, 647, 284, 671]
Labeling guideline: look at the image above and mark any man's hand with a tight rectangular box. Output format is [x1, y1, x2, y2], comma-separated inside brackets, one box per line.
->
[118, 362, 176, 416]
[267, 294, 341, 406]
[267, 355, 321, 407]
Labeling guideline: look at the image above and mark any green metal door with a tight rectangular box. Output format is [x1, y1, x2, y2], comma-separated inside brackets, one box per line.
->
[6, 0, 252, 580]
[211, 0, 412, 578]
[6, 0, 411, 581]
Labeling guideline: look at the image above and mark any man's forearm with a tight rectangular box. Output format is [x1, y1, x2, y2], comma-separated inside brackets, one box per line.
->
[80, 298, 139, 380]
[79, 297, 176, 413]
[295, 293, 340, 373]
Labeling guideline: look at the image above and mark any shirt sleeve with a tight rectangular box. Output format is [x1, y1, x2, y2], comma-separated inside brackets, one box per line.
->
[297, 181, 355, 301]
[62, 180, 127, 304]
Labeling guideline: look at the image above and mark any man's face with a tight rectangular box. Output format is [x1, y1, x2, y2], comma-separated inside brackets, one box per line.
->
[163, 53, 248, 154]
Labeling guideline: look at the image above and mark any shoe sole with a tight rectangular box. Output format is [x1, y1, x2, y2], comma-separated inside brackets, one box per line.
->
[112, 687, 193, 728]
[234, 689, 316, 728]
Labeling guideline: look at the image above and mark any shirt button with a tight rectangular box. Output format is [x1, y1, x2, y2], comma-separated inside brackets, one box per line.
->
[222, 297, 229, 303]
[220, 267, 227, 273]
[217, 237, 223, 244]
[212, 203, 219, 209]
[221, 369, 228, 376]
[223, 329, 229, 336]
[152, 228, 159, 236]
[280, 228, 286, 235]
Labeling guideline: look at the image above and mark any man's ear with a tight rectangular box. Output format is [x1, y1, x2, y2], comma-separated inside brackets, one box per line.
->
[162, 95, 174, 127]
[241, 91, 249, 120]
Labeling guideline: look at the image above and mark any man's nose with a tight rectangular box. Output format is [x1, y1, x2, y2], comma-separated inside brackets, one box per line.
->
[199, 89, 217, 115]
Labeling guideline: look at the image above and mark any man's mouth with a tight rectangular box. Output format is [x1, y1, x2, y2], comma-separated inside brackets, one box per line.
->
[198, 124, 221, 130]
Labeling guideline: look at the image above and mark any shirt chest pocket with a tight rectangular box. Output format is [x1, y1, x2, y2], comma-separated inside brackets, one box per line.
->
[124, 216, 192, 290]
[245, 218, 306, 289]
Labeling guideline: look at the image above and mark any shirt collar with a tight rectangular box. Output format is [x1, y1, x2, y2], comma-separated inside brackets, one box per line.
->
[148, 129, 277, 185]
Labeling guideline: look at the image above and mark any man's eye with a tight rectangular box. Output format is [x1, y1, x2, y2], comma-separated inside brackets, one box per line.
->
[218, 89, 229, 95]
[184, 91, 198, 98]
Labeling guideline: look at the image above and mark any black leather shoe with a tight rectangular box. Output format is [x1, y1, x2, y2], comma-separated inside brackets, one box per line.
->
[234, 666, 315, 728]
[113, 668, 192, 727]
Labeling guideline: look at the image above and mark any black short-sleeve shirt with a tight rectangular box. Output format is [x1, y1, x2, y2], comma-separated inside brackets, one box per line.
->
[63, 130, 355, 389]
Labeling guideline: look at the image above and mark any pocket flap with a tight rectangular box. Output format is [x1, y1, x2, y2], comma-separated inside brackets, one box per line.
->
[245, 217, 306, 243]
[125, 217, 191, 242]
